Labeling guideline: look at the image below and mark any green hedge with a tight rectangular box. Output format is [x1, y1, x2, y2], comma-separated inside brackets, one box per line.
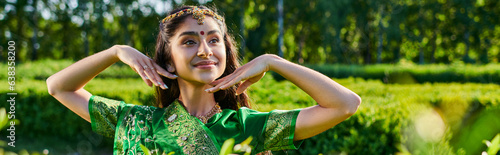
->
[0, 59, 140, 80]
[0, 79, 154, 154]
[2, 76, 499, 154]
[271, 63, 500, 84]
[2, 60, 499, 84]
[269, 78, 500, 155]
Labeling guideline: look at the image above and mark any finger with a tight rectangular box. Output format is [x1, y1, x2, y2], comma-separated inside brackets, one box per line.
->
[144, 60, 167, 89]
[143, 64, 165, 89]
[214, 69, 243, 87]
[219, 69, 250, 90]
[135, 62, 153, 87]
[235, 72, 265, 94]
[206, 72, 236, 92]
[144, 69, 163, 88]
[132, 67, 150, 86]
[210, 75, 231, 86]
[207, 74, 240, 93]
[206, 77, 232, 93]
[151, 67, 169, 89]
[153, 63, 177, 79]
[236, 80, 253, 95]
[220, 76, 244, 90]
[141, 63, 156, 85]
[205, 86, 220, 93]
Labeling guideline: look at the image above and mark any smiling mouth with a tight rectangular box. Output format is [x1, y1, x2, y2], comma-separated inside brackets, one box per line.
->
[194, 61, 217, 68]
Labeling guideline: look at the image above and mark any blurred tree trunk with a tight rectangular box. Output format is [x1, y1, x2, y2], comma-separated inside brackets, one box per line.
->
[362, 43, 372, 64]
[93, 0, 106, 51]
[360, 24, 373, 64]
[463, 30, 470, 63]
[277, 0, 284, 57]
[376, 7, 383, 64]
[120, 3, 131, 45]
[479, 38, 489, 63]
[377, 21, 383, 63]
[30, 0, 39, 60]
[418, 4, 424, 64]
[297, 35, 305, 64]
[393, 46, 400, 63]
[419, 45, 424, 64]
[14, 0, 27, 61]
[334, 34, 349, 64]
[62, 11, 70, 59]
[84, 22, 89, 57]
[430, 32, 437, 63]
[239, 0, 246, 59]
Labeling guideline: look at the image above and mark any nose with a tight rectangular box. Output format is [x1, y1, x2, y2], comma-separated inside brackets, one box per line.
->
[197, 40, 213, 58]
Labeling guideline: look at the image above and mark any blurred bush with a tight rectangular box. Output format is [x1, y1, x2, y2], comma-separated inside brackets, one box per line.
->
[0, 59, 140, 80]
[272, 63, 500, 84]
[1, 60, 499, 154]
[0, 79, 153, 154]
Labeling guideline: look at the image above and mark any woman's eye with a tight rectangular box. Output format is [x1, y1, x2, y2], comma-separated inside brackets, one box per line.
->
[184, 40, 196, 45]
[209, 38, 219, 44]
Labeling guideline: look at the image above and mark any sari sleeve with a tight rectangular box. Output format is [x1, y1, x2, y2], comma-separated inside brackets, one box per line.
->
[261, 109, 303, 151]
[88, 95, 132, 138]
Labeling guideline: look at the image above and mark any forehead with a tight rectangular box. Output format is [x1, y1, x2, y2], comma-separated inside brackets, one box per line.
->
[175, 16, 222, 36]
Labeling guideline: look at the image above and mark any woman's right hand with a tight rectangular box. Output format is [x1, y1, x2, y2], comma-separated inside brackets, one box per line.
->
[114, 45, 177, 89]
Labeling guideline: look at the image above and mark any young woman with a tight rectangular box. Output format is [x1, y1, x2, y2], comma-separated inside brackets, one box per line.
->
[47, 5, 361, 154]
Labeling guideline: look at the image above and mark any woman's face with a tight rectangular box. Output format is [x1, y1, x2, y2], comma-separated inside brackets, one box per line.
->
[169, 16, 226, 85]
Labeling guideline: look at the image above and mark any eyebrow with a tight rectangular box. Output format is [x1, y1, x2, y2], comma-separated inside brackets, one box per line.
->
[207, 30, 221, 35]
[179, 30, 221, 37]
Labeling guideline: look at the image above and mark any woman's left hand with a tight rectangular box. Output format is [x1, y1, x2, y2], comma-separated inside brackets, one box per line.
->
[206, 54, 277, 95]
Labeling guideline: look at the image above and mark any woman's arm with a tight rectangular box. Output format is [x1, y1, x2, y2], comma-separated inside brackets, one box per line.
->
[207, 54, 361, 140]
[267, 55, 361, 140]
[47, 45, 175, 123]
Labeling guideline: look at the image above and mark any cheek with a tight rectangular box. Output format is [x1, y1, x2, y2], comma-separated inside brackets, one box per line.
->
[171, 47, 193, 67]
[216, 49, 227, 70]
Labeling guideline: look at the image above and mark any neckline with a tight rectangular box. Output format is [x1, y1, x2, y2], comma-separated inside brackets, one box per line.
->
[172, 100, 222, 124]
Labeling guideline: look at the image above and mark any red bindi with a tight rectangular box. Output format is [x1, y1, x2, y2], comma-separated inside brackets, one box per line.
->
[200, 31, 204, 35]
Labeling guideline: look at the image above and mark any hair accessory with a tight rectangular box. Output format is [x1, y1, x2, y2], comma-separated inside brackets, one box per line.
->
[161, 6, 223, 25]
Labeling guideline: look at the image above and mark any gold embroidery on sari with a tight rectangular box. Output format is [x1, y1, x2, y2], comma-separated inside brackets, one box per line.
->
[91, 96, 223, 154]
[163, 101, 219, 155]
[264, 110, 296, 150]
[92, 96, 160, 154]
[91, 96, 121, 138]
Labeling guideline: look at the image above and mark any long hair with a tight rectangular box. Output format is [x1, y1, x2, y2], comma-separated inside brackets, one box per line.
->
[153, 5, 250, 110]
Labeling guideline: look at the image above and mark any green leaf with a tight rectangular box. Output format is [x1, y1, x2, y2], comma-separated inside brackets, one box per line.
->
[0, 108, 7, 130]
[487, 134, 500, 155]
[220, 138, 235, 155]
[140, 144, 151, 155]
[240, 136, 253, 146]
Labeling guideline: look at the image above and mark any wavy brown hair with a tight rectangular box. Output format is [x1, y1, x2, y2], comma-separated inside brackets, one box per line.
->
[153, 5, 249, 110]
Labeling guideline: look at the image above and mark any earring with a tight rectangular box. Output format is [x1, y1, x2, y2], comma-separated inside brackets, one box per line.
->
[167, 65, 176, 73]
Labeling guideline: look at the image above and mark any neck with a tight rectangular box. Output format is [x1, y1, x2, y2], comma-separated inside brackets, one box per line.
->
[177, 78, 217, 117]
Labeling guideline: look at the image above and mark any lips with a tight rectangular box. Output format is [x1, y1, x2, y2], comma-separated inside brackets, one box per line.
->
[193, 61, 217, 68]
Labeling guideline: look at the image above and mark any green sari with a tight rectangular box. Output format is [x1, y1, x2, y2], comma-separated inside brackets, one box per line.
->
[89, 95, 303, 155]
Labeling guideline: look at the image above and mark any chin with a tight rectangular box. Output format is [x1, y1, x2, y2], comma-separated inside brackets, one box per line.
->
[197, 74, 220, 84]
